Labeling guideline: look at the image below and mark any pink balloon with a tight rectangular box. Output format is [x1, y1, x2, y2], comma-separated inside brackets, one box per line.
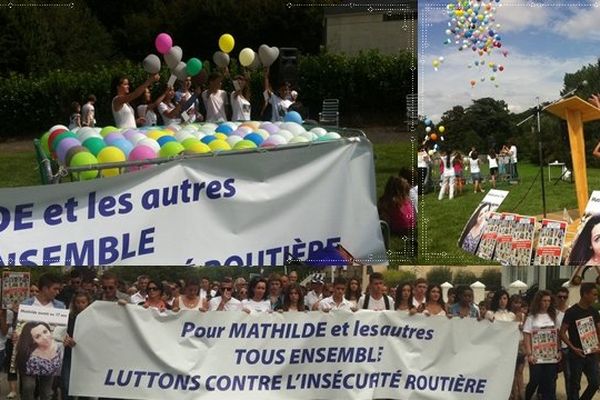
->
[155, 33, 173, 55]
[128, 145, 157, 171]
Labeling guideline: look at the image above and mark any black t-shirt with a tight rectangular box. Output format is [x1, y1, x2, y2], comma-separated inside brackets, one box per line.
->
[562, 303, 600, 351]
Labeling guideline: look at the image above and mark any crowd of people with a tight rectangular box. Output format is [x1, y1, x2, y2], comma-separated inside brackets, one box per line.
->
[416, 142, 519, 201]
[2, 270, 599, 400]
[68, 65, 305, 131]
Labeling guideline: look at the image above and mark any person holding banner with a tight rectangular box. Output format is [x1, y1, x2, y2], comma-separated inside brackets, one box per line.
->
[241, 278, 271, 313]
[484, 290, 516, 322]
[567, 215, 600, 266]
[318, 278, 353, 312]
[208, 278, 242, 311]
[523, 290, 561, 400]
[345, 278, 362, 311]
[394, 282, 416, 313]
[448, 286, 479, 318]
[111, 73, 160, 129]
[420, 284, 446, 317]
[358, 273, 394, 311]
[276, 284, 307, 312]
[559, 283, 600, 400]
[140, 281, 170, 312]
[172, 276, 207, 312]
[62, 290, 91, 400]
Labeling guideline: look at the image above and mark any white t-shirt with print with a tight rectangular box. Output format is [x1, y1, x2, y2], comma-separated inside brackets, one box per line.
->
[202, 90, 228, 122]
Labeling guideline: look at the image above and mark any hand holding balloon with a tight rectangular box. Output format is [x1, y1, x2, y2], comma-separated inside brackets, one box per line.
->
[589, 94, 600, 109]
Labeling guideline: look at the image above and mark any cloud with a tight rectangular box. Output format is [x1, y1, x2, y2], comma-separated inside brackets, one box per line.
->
[554, 4, 600, 40]
[494, 1, 558, 32]
[419, 47, 597, 121]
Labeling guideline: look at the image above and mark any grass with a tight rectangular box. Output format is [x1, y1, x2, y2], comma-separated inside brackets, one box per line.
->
[0, 139, 416, 264]
[420, 162, 588, 265]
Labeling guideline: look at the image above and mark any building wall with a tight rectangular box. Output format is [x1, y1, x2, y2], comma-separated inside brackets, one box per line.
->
[326, 13, 414, 55]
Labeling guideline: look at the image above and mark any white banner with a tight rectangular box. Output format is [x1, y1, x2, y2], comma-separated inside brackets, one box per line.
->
[0, 139, 386, 265]
[70, 302, 519, 400]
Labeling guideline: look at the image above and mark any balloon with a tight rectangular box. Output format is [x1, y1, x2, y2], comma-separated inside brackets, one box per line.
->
[82, 137, 106, 156]
[56, 138, 81, 163]
[262, 135, 287, 147]
[159, 141, 185, 158]
[185, 141, 212, 154]
[97, 146, 126, 177]
[239, 48, 255, 67]
[157, 135, 177, 147]
[112, 139, 134, 157]
[164, 46, 183, 69]
[40, 131, 51, 157]
[155, 33, 173, 54]
[218, 34, 235, 53]
[186, 58, 203, 76]
[425, 127, 432, 133]
[173, 61, 187, 81]
[65, 146, 89, 167]
[52, 131, 77, 152]
[201, 135, 217, 145]
[146, 130, 167, 141]
[213, 51, 230, 68]
[100, 126, 119, 137]
[208, 139, 231, 152]
[233, 139, 258, 150]
[48, 128, 68, 153]
[424, 118, 432, 126]
[69, 152, 99, 181]
[244, 133, 264, 146]
[128, 145, 156, 163]
[258, 45, 279, 67]
[143, 54, 161, 74]
[227, 135, 243, 148]
[215, 124, 234, 135]
[104, 132, 125, 145]
[137, 138, 160, 154]
[438, 126, 445, 133]
[430, 133, 438, 141]
[284, 111, 303, 124]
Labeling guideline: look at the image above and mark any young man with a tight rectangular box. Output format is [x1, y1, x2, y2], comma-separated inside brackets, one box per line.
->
[81, 94, 96, 127]
[97, 272, 130, 302]
[559, 283, 600, 400]
[201, 72, 229, 122]
[263, 66, 292, 122]
[358, 273, 394, 311]
[412, 278, 428, 308]
[56, 270, 82, 307]
[208, 278, 242, 311]
[130, 275, 150, 304]
[304, 277, 324, 310]
[318, 277, 352, 311]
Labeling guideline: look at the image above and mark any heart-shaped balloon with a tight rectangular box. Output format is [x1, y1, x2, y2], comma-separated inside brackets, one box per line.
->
[143, 54, 161, 74]
[213, 51, 230, 68]
[173, 61, 187, 81]
[258, 45, 279, 67]
[164, 46, 183, 70]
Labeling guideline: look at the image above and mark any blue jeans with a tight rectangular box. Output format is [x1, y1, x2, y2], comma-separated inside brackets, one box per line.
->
[568, 352, 599, 400]
[526, 363, 557, 400]
[561, 348, 574, 400]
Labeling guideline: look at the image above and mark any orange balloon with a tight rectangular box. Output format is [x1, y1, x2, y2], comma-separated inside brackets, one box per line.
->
[430, 133, 438, 141]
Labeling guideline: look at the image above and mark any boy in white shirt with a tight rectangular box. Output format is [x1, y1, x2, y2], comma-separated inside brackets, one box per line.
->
[201, 72, 229, 122]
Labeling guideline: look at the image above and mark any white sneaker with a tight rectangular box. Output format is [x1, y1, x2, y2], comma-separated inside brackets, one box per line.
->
[6, 392, 17, 399]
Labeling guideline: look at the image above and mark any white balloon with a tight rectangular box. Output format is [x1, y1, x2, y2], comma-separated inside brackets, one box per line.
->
[143, 54, 161, 74]
[164, 46, 183, 70]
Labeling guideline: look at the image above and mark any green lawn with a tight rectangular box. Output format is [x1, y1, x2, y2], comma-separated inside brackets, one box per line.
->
[0, 140, 416, 264]
[420, 162, 589, 265]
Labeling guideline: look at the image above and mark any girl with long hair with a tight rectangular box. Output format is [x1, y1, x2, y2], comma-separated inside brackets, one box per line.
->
[394, 282, 416, 313]
[377, 176, 416, 235]
[420, 284, 446, 316]
[277, 284, 307, 312]
[567, 214, 600, 266]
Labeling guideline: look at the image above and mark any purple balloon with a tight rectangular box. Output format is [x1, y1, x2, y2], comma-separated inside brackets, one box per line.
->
[122, 129, 139, 142]
[56, 137, 82, 163]
[261, 124, 279, 135]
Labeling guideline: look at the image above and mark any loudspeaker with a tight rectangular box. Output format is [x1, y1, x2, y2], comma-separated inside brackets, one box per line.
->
[279, 47, 298, 86]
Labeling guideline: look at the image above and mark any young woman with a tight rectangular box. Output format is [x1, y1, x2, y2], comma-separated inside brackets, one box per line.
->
[417, 145, 430, 194]
[567, 214, 600, 266]
[157, 85, 183, 126]
[68, 102, 81, 130]
[112, 73, 160, 129]
[62, 290, 92, 400]
[488, 148, 499, 189]
[511, 294, 527, 400]
[345, 278, 362, 311]
[230, 74, 252, 121]
[469, 150, 484, 193]
[421, 284, 446, 316]
[377, 176, 416, 235]
[394, 282, 416, 313]
[523, 290, 560, 400]
[448, 286, 479, 318]
[277, 284, 307, 312]
[458, 203, 492, 254]
[438, 149, 456, 200]
[136, 87, 165, 127]
[172, 277, 207, 312]
[242, 278, 271, 313]
[453, 152, 464, 195]
[141, 281, 170, 312]
[485, 290, 515, 322]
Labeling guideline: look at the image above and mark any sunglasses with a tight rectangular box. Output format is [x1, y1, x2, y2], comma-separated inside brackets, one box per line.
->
[557, 295, 568, 299]
[148, 287, 160, 291]
[102, 286, 115, 290]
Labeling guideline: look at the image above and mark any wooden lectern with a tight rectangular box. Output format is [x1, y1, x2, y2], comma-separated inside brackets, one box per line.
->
[546, 96, 600, 216]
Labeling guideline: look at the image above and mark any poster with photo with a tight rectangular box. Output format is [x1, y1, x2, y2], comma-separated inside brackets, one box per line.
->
[576, 316, 600, 355]
[12, 305, 69, 377]
[493, 213, 517, 264]
[531, 328, 559, 364]
[2, 272, 30, 309]
[458, 189, 509, 255]
[568, 192, 600, 266]
[534, 219, 567, 266]
[476, 212, 503, 260]
[509, 216, 536, 266]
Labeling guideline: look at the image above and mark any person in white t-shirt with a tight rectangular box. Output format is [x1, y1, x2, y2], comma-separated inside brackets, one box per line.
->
[412, 278, 427, 309]
[81, 95, 96, 127]
[137, 87, 166, 127]
[201, 72, 229, 122]
[358, 273, 394, 311]
[112, 74, 160, 129]
[230, 74, 252, 121]
[523, 290, 561, 400]
[317, 278, 352, 312]
[438, 150, 456, 200]
[241, 278, 271, 313]
[469, 150, 484, 193]
[263, 66, 292, 122]
[208, 278, 242, 311]
[157, 85, 183, 126]
[304, 278, 324, 310]
[509, 142, 518, 179]
[487, 148, 499, 189]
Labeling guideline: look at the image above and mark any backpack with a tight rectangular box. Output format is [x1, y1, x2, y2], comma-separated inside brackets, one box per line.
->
[362, 294, 391, 310]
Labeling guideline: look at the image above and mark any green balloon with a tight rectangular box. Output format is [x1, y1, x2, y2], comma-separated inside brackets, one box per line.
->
[69, 152, 99, 181]
[186, 58, 203, 77]
[51, 131, 77, 151]
[83, 137, 107, 156]
[233, 139, 258, 150]
[65, 146, 90, 166]
[159, 141, 185, 158]
[40, 131, 51, 157]
[181, 137, 200, 149]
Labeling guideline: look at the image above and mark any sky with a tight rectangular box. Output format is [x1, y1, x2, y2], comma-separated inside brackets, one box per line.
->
[419, 0, 600, 121]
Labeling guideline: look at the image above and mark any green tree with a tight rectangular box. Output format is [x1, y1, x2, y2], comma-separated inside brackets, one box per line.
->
[453, 269, 477, 285]
[479, 268, 501, 291]
[425, 266, 453, 285]
[382, 269, 416, 290]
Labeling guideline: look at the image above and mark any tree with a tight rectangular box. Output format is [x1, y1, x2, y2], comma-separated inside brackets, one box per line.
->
[425, 267, 453, 285]
[479, 269, 501, 291]
[382, 269, 416, 290]
[453, 269, 477, 285]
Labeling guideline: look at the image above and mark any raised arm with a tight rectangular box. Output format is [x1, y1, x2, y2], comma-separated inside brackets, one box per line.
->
[114, 73, 160, 111]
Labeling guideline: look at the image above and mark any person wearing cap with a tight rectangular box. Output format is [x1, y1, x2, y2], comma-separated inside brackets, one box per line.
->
[230, 73, 252, 121]
[304, 276, 324, 310]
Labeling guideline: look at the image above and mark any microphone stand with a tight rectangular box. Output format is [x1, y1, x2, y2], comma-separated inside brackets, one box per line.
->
[516, 85, 583, 218]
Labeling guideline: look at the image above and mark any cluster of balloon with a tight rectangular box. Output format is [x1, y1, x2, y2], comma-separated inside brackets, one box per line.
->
[213, 33, 234, 68]
[422, 118, 445, 152]
[436, 0, 507, 88]
[39, 118, 342, 181]
[213, 34, 279, 70]
[146, 33, 203, 86]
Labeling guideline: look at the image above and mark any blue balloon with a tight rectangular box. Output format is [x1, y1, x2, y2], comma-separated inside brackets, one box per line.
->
[112, 139, 134, 157]
[215, 124, 234, 135]
[201, 135, 217, 144]
[244, 133, 264, 146]
[284, 111, 303, 124]
[424, 118, 432, 126]
[157, 135, 177, 147]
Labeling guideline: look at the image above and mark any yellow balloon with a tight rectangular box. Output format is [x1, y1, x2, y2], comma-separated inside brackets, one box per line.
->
[438, 126, 445, 133]
[97, 146, 126, 177]
[239, 48, 255, 67]
[208, 139, 232, 152]
[214, 133, 228, 141]
[219, 34, 235, 54]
